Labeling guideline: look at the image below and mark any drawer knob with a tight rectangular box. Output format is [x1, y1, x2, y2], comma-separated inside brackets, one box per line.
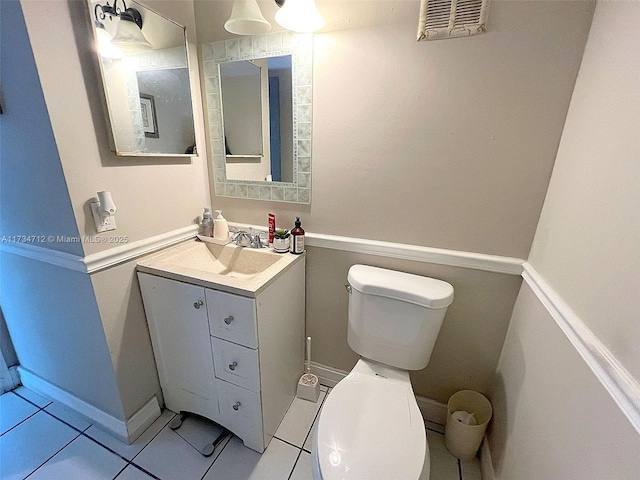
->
[229, 361, 238, 371]
[233, 401, 241, 411]
[224, 315, 234, 325]
[194, 300, 204, 309]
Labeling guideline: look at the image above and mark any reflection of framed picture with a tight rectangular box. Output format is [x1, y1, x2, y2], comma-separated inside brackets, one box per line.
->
[139, 94, 159, 138]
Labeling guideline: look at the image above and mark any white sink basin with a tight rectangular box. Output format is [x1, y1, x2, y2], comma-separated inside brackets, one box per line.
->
[137, 239, 303, 297]
[163, 242, 283, 279]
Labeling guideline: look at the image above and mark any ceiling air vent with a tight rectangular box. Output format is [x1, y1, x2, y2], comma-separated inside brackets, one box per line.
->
[417, 0, 489, 41]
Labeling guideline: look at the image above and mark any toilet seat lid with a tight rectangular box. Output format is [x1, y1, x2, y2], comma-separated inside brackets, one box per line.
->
[316, 371, 426, 480]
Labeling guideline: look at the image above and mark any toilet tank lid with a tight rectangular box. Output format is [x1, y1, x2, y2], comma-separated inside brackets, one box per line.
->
[348, 265, 454, 308]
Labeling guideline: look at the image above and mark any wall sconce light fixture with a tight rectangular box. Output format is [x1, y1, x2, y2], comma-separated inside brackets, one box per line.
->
[93, 0, 152, 54]
[224, 0, 324, 36]
[224, 0, 272, 35]
[275, 0, 324, 33]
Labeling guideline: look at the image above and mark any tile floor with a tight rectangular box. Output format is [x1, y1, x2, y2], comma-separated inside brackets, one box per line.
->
[0, 385, 481, 480]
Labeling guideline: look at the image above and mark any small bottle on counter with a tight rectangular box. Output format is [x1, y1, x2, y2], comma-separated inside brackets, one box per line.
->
[213, 210, 229, 240]
[290, 217, 305, 254]
[200, 208, 214, 237]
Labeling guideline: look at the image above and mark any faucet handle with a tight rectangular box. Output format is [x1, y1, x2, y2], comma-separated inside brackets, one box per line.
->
[250, 233, 264, 249]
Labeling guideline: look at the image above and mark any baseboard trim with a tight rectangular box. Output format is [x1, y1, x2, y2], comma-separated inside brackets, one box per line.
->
[1, 365, 21, 394]
[18, 367, 160, 443]
[522, 262, 640, 436]
[126, 396, 162, 442]
[416, 396, 447, 425]
[310, 362, 348, 388]
[480, 437, 495, 480]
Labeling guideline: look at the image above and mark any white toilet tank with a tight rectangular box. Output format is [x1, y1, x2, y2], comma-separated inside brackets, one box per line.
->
[347, 265, 454, 371]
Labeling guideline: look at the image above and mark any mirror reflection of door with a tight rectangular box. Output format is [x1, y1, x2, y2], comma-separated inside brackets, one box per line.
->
[267, 56, 293, 183]
[219, 55, 294, 183]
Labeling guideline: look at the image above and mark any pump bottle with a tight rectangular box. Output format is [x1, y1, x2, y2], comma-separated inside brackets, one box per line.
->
[290, 217, 305, 254]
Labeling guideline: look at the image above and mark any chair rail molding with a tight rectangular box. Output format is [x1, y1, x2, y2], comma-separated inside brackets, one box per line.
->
[522, 262, 640, 435]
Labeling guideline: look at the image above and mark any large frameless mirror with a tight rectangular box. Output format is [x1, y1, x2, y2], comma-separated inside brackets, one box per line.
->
[88, 0, 197, 156]
[202, 32, 313, 204]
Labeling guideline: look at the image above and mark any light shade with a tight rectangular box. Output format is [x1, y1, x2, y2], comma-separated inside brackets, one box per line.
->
[95, 25, 123, 59]
[275, 0, 324, 33]
[225, 0, 271, 36]
[111, 17, 152, 53]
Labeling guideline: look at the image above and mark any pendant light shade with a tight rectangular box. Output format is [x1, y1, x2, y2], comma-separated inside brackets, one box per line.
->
[111, 11, 152, 53]
[225, 0, 271, 36]
[275, 0, 324, 33]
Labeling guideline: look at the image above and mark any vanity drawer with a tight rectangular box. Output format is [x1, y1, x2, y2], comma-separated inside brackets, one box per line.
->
[211, 336, 260, 393]
[215, 378, 263, 452]
[206, 289, 257, 348]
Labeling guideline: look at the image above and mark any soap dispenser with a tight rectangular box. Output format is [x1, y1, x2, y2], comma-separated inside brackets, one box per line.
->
[200, 208, 213, 237]
[290, 217, 305, 254]
[213, 210, 229, 240]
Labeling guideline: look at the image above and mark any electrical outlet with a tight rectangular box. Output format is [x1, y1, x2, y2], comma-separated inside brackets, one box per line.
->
[91, 202, 117, 233]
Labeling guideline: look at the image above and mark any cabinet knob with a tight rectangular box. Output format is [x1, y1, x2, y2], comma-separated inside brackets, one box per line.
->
[224, 315, 234, 325]
[229, 361, 238, 371]
[233, 401, 241, 411]
[194, 300, 204, 309]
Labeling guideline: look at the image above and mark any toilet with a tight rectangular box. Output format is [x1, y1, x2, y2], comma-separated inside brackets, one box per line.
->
[311, 265, 454, 480]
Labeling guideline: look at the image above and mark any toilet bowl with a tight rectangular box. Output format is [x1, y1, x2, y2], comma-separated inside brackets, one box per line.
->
[311, 265, 454, 480]
[312, 359, 429, 480]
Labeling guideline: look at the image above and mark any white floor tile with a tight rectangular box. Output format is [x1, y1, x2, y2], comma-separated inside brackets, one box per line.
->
[203, 436, 299, 480]
[114, 464, 157, 480]
[133, 424, 217, 479]
[302, 414, 318, 452]
[45, 401, 92, 431]
[13, 386, 52, 408]
[274, 391, 325, 448]
[290, 450, 313, 480]
[85, 409, 175, 461]
[174, 413, 225, 452]
[0, 411, 80, 480]
[0, 392, 38, 435]
[28, 435, 127, 480]
[460, 458, 482, 480]
[427, 431, 460, 480]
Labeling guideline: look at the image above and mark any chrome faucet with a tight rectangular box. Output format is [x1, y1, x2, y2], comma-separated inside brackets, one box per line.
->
[232, 228, 265, 248]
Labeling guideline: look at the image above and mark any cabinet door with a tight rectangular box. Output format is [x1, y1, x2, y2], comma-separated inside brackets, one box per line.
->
[138, 273, 217, 415]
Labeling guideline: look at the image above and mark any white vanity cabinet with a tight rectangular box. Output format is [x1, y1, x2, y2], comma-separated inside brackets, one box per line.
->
[137, 256, 305, 453]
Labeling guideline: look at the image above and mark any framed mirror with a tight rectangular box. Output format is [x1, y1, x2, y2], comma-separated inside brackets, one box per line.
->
[88, 0, 197, 156]
[202, 32, 313, 204]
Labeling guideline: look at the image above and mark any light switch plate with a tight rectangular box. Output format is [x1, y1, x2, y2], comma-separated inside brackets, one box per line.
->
[91, 202, 116, 233]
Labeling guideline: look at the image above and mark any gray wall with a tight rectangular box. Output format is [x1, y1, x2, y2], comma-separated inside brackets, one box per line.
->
[1, 0, 207, 420]
[528, 0, 640, 381]
[490, 283, 640, 478]
[0, 0, 82, 256]
[0, 0, 124, 419]
[199, 0, 595, 259]
[196, 0, 595, 400]
[490, 2, 640, 476]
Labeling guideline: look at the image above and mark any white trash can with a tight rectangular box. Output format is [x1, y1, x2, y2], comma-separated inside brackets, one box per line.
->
[444, 390, 492, 460]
